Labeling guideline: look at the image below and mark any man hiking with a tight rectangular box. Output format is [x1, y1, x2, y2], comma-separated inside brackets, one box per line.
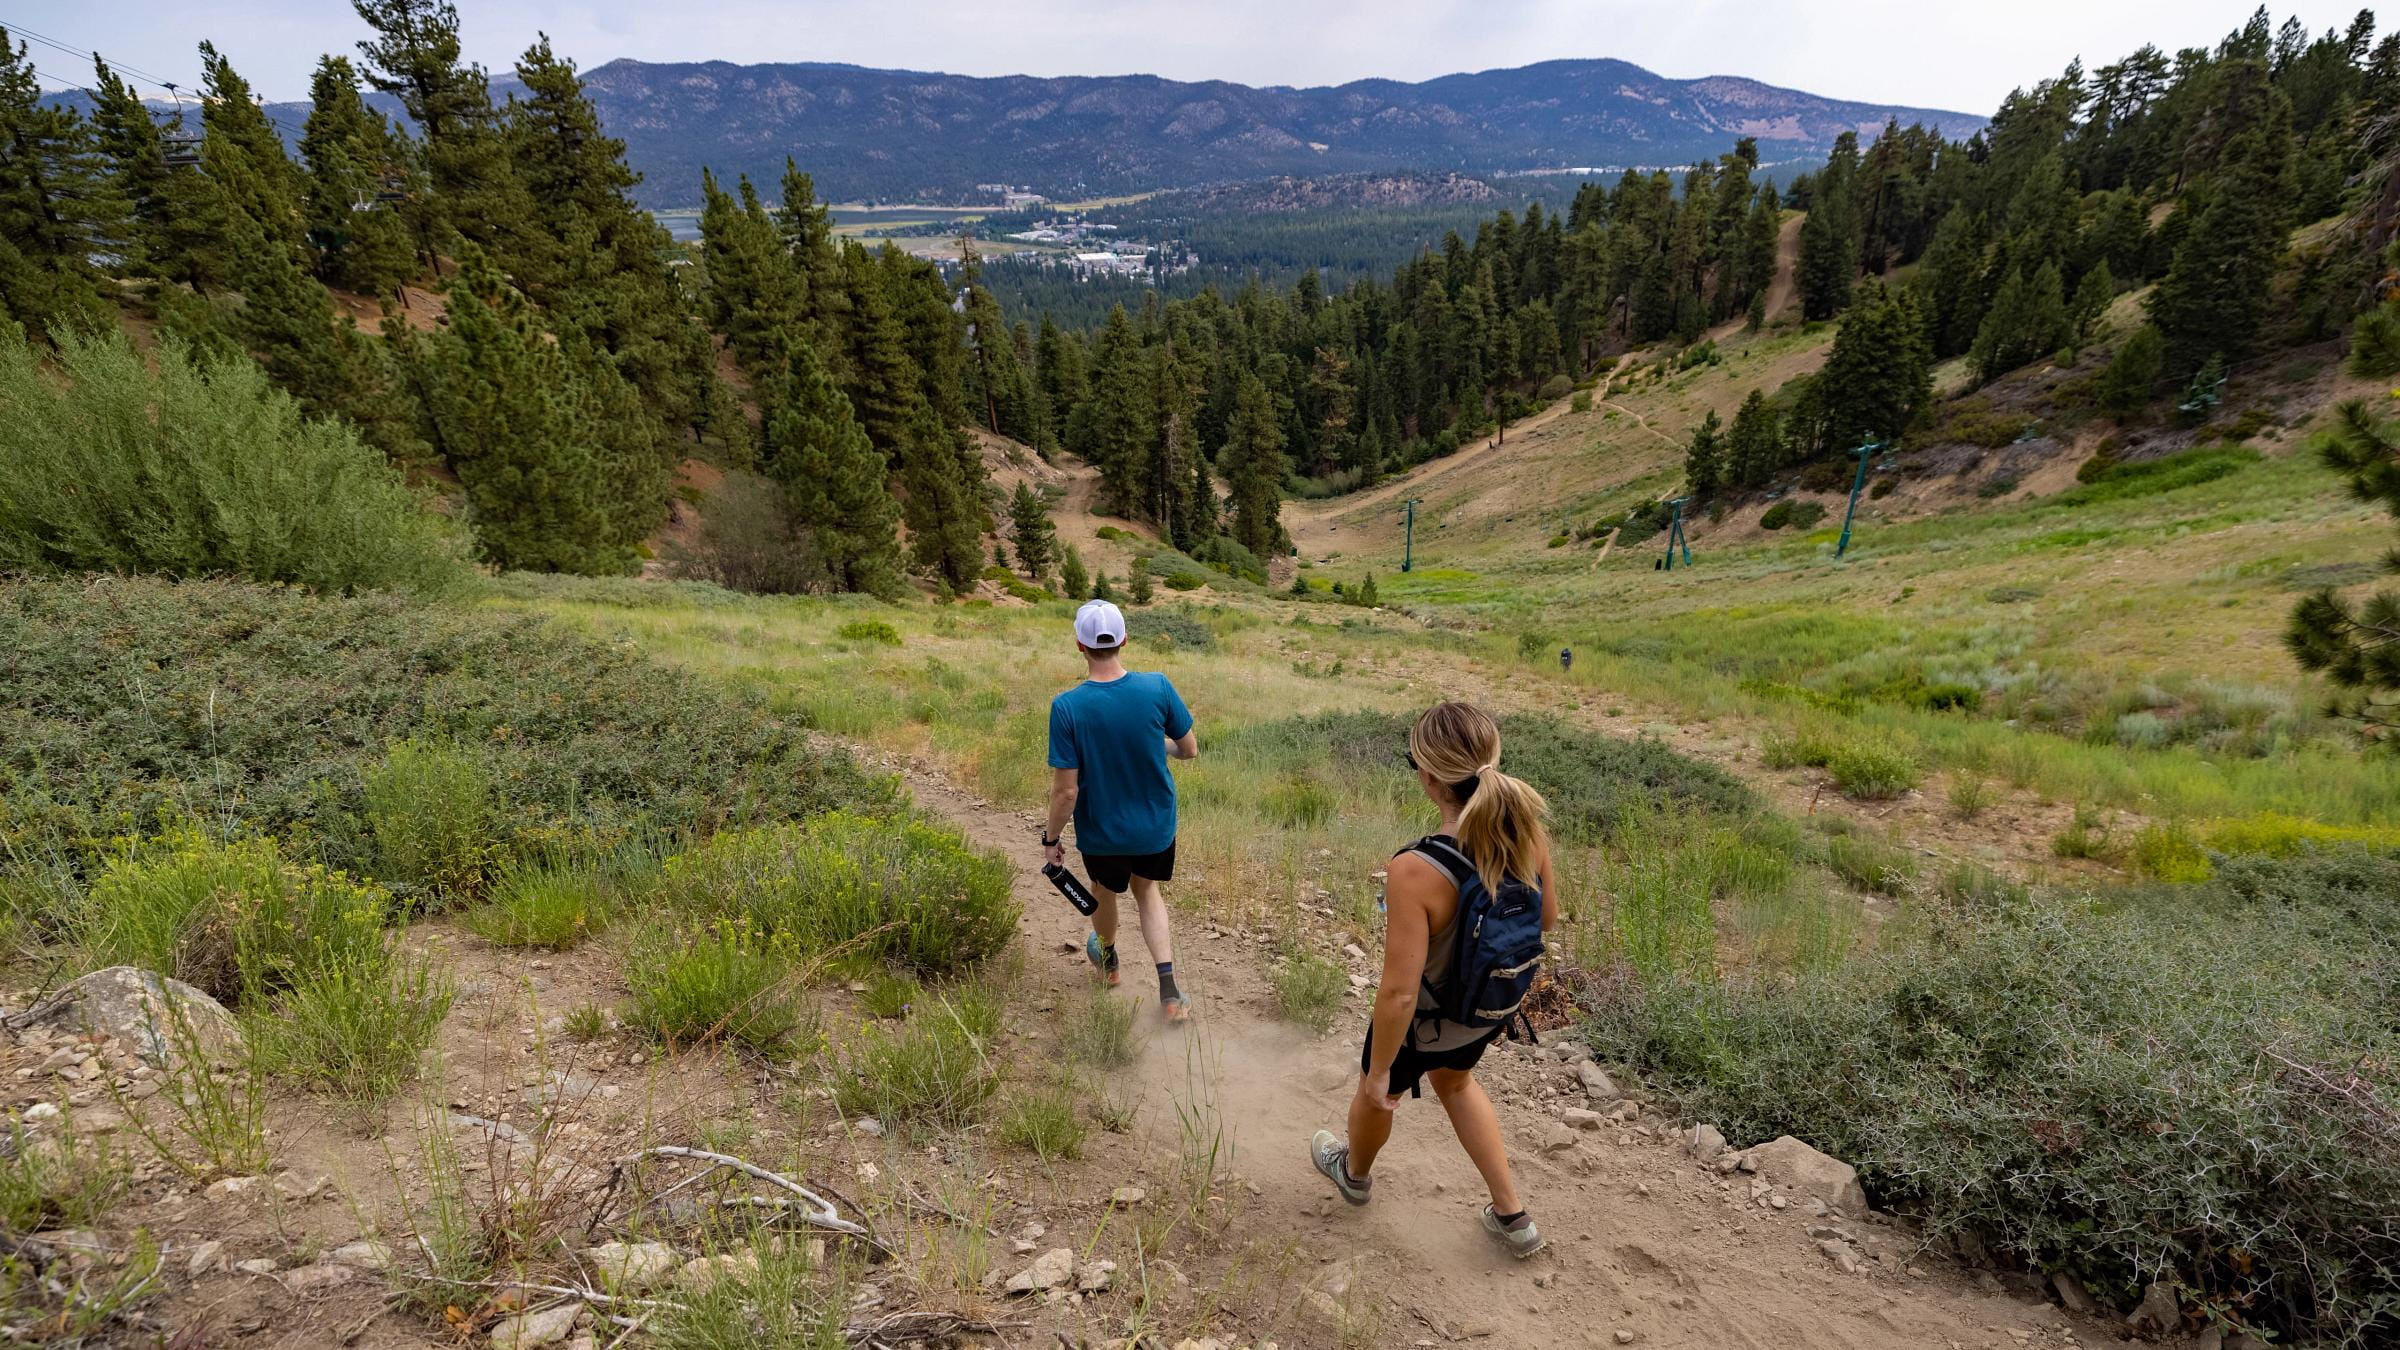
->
[1310, 700, 1559, 1257]
[1044, 599, 1198, 1023]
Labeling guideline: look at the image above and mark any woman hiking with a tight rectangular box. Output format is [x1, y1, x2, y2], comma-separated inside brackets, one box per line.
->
[1310, 701, 1558, 1258]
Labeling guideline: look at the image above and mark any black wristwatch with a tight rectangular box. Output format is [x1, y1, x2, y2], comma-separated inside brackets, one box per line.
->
[1041, 832, 1060, 847]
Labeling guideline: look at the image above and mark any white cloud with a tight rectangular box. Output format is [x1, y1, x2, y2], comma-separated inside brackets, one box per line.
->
[17, 0, 2372, 116]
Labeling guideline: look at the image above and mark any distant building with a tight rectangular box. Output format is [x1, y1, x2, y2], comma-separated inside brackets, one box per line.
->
[1003, 190, 1047, 208]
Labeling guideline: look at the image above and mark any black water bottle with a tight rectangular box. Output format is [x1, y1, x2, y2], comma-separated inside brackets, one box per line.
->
[1043, 863, 1099, 916]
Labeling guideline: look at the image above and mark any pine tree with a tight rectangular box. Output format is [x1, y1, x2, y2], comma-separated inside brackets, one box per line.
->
[899, 403, 988, 588]
[1969, 261, 2068, 382]
[223, 208, 359, 422]
[2096, 324, 2165, 415]
[0, 31, 123, 335]
[1128, 556, 1153, 605]
[1221, 371, 1288, 560]
[1817, 280, 1932, 454]
[699, 171, 807, 378]
[300, 56, 416, 295]
[1726, 389, 1782, 488]
[507, 37, 696, 431]
[1007, 481, 1055, 579]
[2286, 398, 2400, 732]
[1684, 408, 1725, 499]
[2068, 260, 2117, 348]
[406, 249, 627, 573]
[2148, 67, 2295, 378]
[197, 44, 309, 265]
[351, 0, 541, 276]
[89, 56, 217, 287]
[760, 340, 901, 596]
[1092, 570, 1114, 602]
[1797, 132, 1863, 320]
[1059, 544, 1089, 601]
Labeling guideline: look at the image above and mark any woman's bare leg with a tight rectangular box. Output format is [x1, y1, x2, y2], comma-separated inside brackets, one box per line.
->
[1427, 1066, 1522, 1214]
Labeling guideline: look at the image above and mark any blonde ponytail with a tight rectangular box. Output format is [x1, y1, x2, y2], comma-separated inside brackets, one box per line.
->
[1409, 702, 1550, 894]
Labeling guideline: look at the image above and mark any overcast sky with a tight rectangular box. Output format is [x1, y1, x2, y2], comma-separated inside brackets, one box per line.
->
[11, 1, 2372, 112]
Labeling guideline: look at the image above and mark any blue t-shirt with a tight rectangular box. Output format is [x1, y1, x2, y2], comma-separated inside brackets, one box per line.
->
[1047, 671, 1193, 857]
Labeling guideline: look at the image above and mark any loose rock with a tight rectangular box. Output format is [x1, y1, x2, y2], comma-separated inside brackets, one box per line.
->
[1577, 1062, 1621, 1102]
[488, 1302, 582, 1348]
[20, 967, 243, 1071]
[1736, 1135, 1867, 1215]
[1685, 1124, 1726, 1161]
[1005, 1247, 1076, 1294]
[583, 1241, 677, 1292]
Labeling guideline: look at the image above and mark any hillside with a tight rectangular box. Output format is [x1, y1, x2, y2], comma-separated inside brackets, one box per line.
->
[38, 57, 1980, 206]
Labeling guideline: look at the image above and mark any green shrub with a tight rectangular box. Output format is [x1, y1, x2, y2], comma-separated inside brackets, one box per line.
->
[836, 619, 902, 646]
[1946, 775, 1995, 821]
[1570, 389, 1594, 413]
[650, 1244, 849, 1349]
[663, 470, 820, 596]
[999, 1091, 1087, 1162]
[1822, 834, 1915, 896]
[833, 998, 998, 1127]
[1126, 608, 1215, 650]
[0, 577, 890, 879]
[1273, 951, 1348, 1033]
[464, 862, 609, 949]
[2051, 804, 2119, 860]
[623, 919, 814, 1053]
[1094, 525, 1132, 541]
[1056, 989, 1138, 1068]
[0, 329, 467, 594]
[0, 1125, 125, 1233]
[254, 954, 454, 1102]
[2198, 812, 2400, 858]
[1192, 535, 1268, 584]
[659, 813, 1017, 976]
[978, 566, 1050, 604]
[1826, 739, 1919, 800]
[364, 739, 494, 907]
[859, 972, 920, 1019]
[1584, 857, 2400, 1345]
[2130, 823, 2212, 883]
[1261, 779, 1335, 830]
[77, 829, 391, 1006]
[1758, 500, 1827, 531]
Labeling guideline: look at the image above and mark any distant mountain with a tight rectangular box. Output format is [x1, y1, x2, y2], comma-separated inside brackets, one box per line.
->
[49, 57, 1984, 208]
[563, 58, 1983, 206]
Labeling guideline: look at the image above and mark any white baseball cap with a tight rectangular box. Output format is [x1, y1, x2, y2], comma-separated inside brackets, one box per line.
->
[1074, 599, 1126, 649]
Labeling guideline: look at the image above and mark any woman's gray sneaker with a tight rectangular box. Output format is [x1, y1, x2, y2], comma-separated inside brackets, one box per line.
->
[1310, 1130, 1371, 1205]
[1480, 1204, 1546, 1258]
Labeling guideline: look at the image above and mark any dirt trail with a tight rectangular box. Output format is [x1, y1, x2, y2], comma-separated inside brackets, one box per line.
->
[884, 756, 2137, 1350]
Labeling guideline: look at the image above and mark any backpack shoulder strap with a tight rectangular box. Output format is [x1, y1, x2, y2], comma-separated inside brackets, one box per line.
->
[1403, 836, 1476, 892]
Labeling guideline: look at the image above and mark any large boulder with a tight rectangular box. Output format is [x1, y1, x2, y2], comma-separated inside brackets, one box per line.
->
[1736, 1135, 1867, 1215]
[22, 967, 242, 1071]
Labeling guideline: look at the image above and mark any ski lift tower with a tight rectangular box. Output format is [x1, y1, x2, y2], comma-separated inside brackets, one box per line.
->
[1834, 438, 1885, 559]
[1401, 497, 1423, 573]
[1660, 497, 1692, 571]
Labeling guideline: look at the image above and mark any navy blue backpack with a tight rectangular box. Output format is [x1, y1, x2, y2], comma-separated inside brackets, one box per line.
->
[1406, 835, 1547, 1042]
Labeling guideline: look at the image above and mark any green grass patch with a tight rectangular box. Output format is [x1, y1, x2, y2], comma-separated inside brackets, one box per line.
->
[659, 813, 1017, 976]
[1272, 951, 1349, 1033]
[623, 919, 816, 1054]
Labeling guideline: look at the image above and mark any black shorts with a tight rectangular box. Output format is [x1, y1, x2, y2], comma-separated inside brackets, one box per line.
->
[1362, 1023, 1502, 1099]
[1081, 843, 1176, 893]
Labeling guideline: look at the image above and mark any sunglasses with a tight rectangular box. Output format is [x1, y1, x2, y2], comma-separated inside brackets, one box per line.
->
[1402, 749, 1420, 772]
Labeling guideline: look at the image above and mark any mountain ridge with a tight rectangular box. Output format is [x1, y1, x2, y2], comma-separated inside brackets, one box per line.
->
[49, 55, 1985, 208]
[556, 55, 1983, 205]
